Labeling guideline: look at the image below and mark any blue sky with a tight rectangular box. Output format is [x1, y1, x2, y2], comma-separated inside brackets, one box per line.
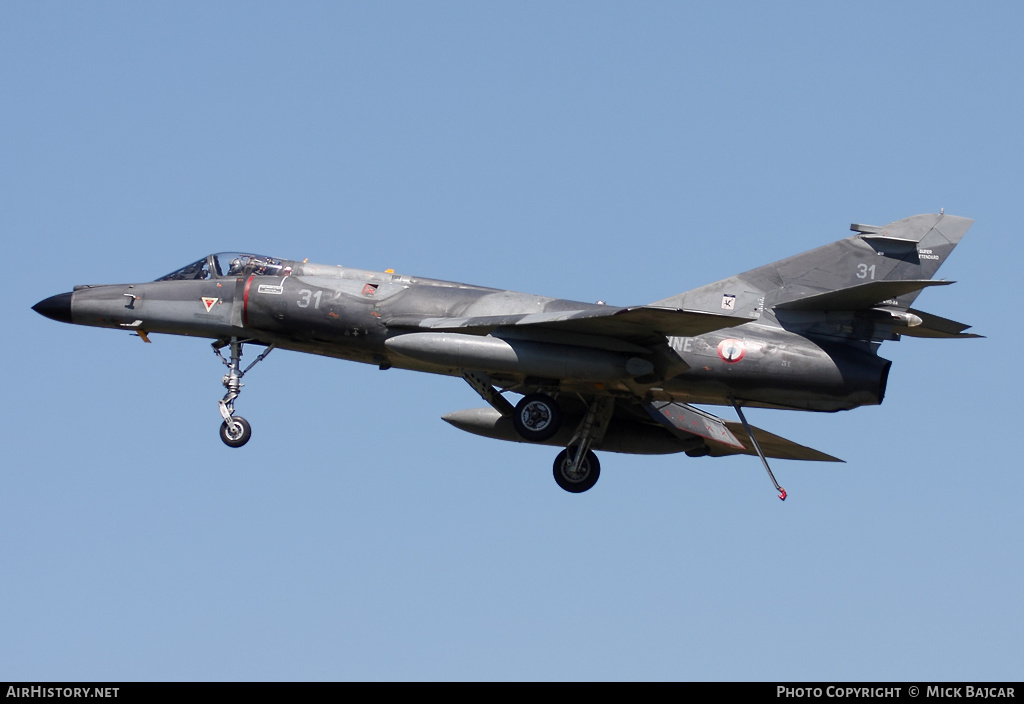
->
[2, 2, 1021, 681]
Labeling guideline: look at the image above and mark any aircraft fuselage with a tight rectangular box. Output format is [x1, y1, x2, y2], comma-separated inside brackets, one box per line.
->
[34, 213, 975, 497]
[52, 262, 888, 414]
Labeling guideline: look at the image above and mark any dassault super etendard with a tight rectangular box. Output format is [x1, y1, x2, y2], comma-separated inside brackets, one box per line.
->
[33, 213, 978, 498]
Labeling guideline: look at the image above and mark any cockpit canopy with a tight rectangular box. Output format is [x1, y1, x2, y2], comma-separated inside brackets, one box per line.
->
[157, 253, 291, 281]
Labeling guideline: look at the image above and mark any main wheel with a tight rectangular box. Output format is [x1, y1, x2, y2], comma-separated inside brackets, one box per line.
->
[512, 393, 562, 442]
[219, 416, 252, 448]
[553, 448, 601, 493]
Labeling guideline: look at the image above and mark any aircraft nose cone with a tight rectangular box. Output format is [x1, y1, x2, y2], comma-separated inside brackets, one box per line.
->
[33, 292, 74, 324]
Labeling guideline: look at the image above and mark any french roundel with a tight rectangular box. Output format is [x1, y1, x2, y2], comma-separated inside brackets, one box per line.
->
[717, 338, 746, 364]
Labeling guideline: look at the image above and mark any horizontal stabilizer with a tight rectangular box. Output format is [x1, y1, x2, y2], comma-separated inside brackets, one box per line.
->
[774, 280, 953, 311]
[387, 306, 752, 345]
[898, 308, 983, 339]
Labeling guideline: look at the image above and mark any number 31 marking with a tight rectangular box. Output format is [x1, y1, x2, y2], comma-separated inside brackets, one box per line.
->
[856, 263, 876, 280]
[297, 289, 322, 309]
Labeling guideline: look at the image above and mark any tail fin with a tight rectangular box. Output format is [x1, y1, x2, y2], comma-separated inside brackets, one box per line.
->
[654, 213, 973, 317]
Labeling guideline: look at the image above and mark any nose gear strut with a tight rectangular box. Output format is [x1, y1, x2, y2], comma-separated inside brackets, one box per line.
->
[212, 338, 276, 447]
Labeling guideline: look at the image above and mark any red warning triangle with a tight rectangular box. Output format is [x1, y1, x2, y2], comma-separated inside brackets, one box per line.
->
[201, 297, 219, 313]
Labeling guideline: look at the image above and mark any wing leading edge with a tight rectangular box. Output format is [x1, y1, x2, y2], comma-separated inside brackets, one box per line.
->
[387, 305, 754, 346]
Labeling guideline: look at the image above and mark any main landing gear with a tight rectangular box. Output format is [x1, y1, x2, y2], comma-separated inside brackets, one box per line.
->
[552, 396, 613, 493]
[552, 447, 601, 493]
[461, 372, 611, 494]
[512, 393, 562, 441]
[213, 338, 275, 448]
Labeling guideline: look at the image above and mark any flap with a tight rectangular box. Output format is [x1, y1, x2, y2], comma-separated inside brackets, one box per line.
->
[643, 401, 842, 462]
[646, 401, 744, 448]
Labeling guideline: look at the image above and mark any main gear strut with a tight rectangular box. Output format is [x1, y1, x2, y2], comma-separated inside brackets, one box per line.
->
[553, 396, 614, 493]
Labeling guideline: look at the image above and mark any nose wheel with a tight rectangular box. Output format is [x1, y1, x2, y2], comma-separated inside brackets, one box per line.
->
[219, 416, 252, 448]
[213, 338, 275, 448]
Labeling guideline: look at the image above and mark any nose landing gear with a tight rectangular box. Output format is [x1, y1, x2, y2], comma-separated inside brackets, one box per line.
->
[213, 338, 275, 448]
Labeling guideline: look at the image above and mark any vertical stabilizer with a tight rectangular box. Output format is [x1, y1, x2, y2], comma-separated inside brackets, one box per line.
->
[654, 213, 973, 314]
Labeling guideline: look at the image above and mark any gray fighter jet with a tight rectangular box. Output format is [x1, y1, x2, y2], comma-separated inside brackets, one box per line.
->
[33, 213, 978, 498]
